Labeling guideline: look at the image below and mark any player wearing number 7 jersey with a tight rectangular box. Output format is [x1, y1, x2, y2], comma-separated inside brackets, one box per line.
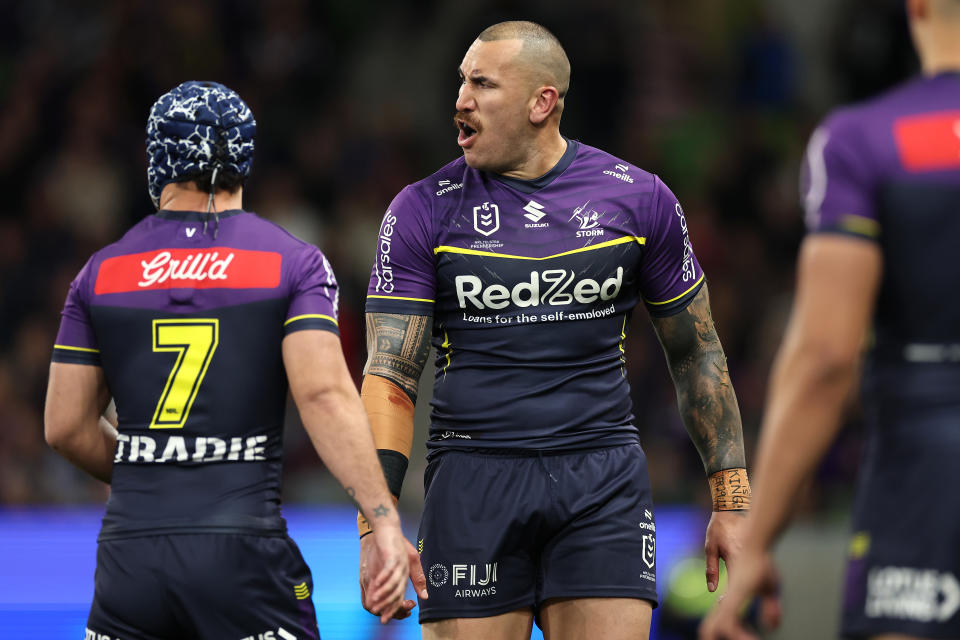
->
[43, 81, 425, 639]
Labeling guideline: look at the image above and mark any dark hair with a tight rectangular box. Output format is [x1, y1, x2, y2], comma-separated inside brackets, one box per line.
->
[178, 168, 245, 194]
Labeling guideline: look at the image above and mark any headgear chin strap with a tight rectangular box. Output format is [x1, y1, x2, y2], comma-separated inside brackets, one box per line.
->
[145, 81, 256, 210]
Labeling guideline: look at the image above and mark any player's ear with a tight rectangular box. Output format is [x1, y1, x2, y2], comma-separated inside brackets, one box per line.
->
[906, 0, 928, 21]
[529, 86, 560, 125]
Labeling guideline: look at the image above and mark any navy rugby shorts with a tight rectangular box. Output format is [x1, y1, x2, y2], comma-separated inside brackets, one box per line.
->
[86, 533, 320, 640]
[841, 407, 960, 639]
[417, 443, 659, 623]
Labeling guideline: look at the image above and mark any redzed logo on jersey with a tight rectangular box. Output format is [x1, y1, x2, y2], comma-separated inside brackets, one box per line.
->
[893, 111, 960, 172]
[94, 248, 282, 294]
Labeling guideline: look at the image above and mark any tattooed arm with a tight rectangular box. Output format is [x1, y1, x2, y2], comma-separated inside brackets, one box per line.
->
[364, 312, 433, 403]
[651, 283, 748, 592]
[358, 312, 432, 620]
[360, 312, 433, 495]
[650, 283, 746, 475]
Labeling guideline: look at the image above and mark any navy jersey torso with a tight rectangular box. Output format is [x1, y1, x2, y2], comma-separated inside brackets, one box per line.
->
[53, 210, 339, 539]
[366, 141, 704, 451]
[803, 72, 960, 427]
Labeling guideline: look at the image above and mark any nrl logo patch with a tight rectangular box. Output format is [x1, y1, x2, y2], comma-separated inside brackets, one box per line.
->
[473, 202, 500, 236]
[642, 534, 656, 569]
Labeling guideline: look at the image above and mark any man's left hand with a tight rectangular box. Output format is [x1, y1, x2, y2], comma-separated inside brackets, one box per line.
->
[703, 510, 748, 592]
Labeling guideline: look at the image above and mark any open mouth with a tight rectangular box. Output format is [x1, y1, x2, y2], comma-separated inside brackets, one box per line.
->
[456, 119, 479, 147]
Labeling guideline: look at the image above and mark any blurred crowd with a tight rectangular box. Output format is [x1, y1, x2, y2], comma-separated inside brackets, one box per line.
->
[0, 0, 916, 514]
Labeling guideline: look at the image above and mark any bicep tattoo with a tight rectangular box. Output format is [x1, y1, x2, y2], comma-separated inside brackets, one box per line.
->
[364, 313, 432, 403]
[651, 285, 745, 473]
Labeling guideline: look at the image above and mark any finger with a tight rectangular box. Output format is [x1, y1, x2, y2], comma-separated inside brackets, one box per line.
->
[370, 560, 407, 616]
[705, 543, 720, 592]
[392, 598, 417, 620]
[408, 547, 429, 599]
[759, 593, 782, 630]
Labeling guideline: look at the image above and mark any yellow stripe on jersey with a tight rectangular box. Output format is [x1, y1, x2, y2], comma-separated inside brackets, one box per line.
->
[434, 235, 646, 260]
[644, 273, 706, 306]
[54, 344, 100, 353]
[838, 214, 881, 238]
[284, 314, 338, 327]
[367, 295, 436, 303]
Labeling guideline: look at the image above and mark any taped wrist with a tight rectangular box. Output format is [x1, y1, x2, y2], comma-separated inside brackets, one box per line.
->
[709, 467, 751, 511]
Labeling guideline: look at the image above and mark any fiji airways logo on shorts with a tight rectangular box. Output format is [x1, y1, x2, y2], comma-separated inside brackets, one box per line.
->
[473, 202, 500, 236]
[866, 567, 960, 623]
[428, 563, 498, 598]
[571, 202, 604, 238]
[604, 162, 634, 183]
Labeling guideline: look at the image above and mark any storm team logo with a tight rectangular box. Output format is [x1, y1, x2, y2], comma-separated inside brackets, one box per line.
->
[429, 563, 449, 588]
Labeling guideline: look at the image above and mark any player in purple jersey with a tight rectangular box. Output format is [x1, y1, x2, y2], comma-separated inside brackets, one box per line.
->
[701, 1, 960, 639]
[356, 22, 752, 639]
[44, 81, 424, 639]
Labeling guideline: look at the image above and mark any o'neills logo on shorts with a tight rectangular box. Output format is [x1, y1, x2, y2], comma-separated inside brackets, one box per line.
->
[95, 248, 282, 294]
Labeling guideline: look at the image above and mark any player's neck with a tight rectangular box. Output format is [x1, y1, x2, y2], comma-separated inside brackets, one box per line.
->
[921, 51, 960, 75]
[499, 132, 567, 181]
[158, 184, 244, 212]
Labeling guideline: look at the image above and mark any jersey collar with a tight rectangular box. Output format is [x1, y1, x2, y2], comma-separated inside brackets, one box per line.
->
[488, 138, 579, 194]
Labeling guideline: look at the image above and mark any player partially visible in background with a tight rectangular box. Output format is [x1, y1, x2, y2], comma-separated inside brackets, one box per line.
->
[701, 1, 960, 638]
[44, 81, 422, 639]
[357, 21, 751, 640]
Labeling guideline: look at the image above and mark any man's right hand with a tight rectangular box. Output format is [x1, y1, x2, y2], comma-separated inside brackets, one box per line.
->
[359, 527, 428, 623]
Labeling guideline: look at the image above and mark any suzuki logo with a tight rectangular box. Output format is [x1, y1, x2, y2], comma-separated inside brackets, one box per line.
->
[473, 202, 500, 236]
[523, 200, 546, 222]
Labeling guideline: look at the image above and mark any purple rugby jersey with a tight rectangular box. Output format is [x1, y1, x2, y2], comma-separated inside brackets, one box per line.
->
[802, 72, 960, 370]
[366, 140, 705, 451]
[53, 209, 339, 538]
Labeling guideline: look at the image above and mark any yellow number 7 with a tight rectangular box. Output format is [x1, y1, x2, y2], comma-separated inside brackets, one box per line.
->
[150, 319, 219, 429]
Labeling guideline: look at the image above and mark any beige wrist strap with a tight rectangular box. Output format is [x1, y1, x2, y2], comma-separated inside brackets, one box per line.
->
[709, 467, 751, 511]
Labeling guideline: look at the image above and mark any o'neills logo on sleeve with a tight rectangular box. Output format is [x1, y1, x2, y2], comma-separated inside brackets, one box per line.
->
[95, 248, 282, 294]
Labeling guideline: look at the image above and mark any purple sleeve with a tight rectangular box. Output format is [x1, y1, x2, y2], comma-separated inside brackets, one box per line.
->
[52, 258, 101, 365]
[365, 186, 436, 315]
[801, 112, 880, 240]
[284, 245, 340, 335]
[639, 177, 705, 317]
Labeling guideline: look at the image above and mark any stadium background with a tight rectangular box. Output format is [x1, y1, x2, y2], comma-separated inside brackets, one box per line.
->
[0, 0, 916, 638]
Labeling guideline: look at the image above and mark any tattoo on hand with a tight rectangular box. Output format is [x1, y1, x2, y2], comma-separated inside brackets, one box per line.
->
[364, 313, 432, 402]
[651, 285, 746, 474]
[373, 504, 390, 518]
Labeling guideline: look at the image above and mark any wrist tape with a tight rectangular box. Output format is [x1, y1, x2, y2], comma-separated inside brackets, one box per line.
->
[709, 467, 751, 511]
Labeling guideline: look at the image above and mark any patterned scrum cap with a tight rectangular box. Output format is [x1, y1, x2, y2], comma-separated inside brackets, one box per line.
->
[145, 81, 256, 208]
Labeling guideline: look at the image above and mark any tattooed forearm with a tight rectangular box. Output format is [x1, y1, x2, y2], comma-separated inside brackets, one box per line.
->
[651, 284, 746, 475]
[364, 313, 432, 403]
